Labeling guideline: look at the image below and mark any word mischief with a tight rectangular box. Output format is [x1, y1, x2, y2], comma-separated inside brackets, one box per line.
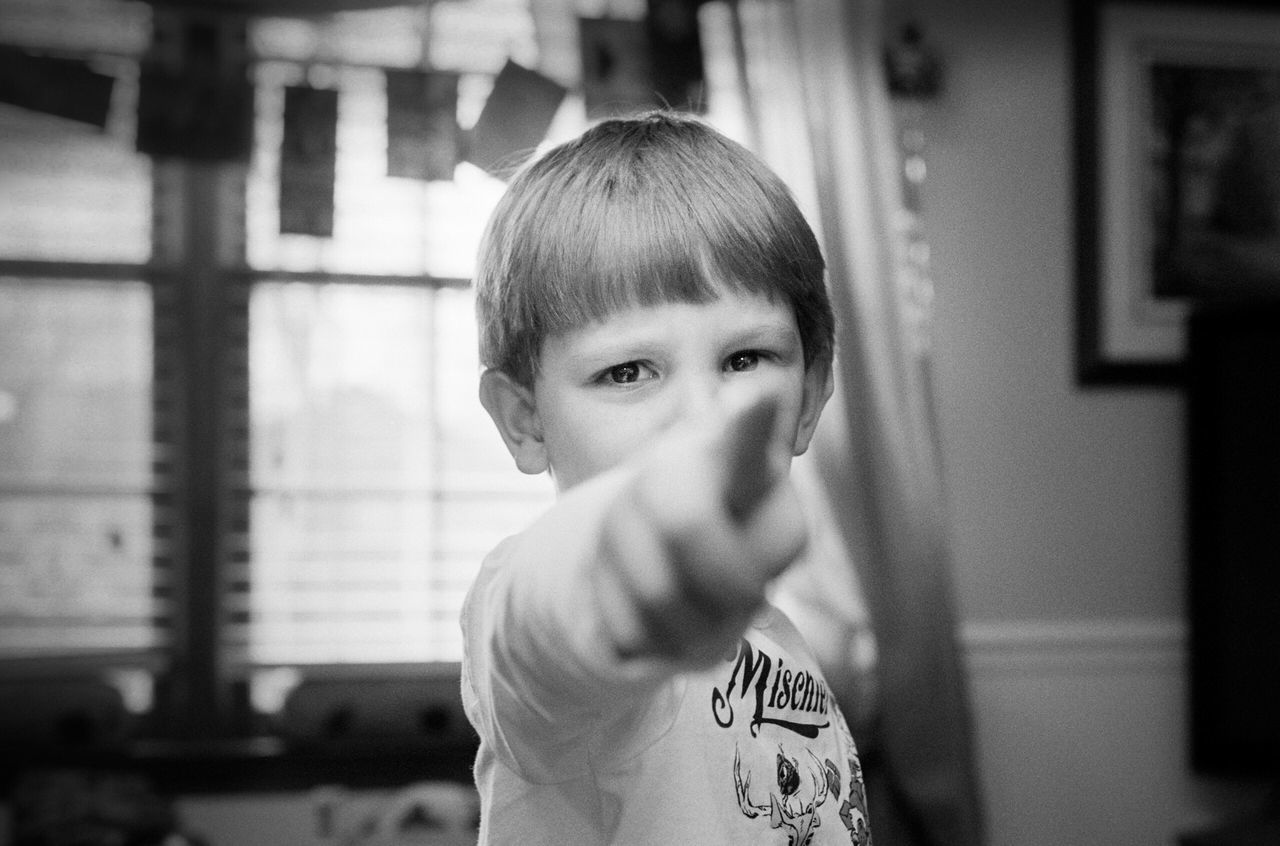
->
[711, 640, 830, 738]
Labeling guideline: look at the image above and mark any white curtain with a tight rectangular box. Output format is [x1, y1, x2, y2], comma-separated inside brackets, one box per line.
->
[724, 0, 988, 842]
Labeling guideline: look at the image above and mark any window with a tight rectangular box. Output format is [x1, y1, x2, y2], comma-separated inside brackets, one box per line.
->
[0, 0, 566, 789]
[235, 3, 558, 674]
[0, 0, 757, 790]
[0, 278, 155, 658]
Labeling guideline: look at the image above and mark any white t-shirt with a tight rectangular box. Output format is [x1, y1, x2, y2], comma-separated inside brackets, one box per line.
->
[461, 469, 872, 845]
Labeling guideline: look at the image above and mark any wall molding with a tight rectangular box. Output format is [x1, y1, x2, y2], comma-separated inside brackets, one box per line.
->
[960, 618, 1186, 674]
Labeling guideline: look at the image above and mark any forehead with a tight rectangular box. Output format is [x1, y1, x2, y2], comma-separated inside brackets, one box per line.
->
[539, 288, 799, 361]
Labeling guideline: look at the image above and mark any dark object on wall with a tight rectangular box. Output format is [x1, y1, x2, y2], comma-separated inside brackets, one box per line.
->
[884, 22, 942, 100]
[0, 46, 116, 128]
[279, 85, 338, 237]
[1150, 66, 1280, 301]
[1186, 304, 1280, 781]
[386, 68, 459, 181]
[464, 59, 566, 179]
[1073, 1, 1280, 387]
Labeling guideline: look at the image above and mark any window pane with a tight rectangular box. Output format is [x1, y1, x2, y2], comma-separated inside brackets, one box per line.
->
[0, 278, 158, 658]
[239, 282, 551, 667]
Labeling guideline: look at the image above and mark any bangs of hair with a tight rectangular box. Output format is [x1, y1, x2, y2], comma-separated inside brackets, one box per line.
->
[476, 114, 830, 385]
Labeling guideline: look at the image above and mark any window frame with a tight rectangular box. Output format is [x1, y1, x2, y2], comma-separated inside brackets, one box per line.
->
[0, 6, 526, 794]
[0, 257, 483, 793]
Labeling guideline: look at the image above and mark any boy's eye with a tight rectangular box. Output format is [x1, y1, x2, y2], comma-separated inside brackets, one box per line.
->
[725, 351, 761, 373]
[603, 362, 650, 384]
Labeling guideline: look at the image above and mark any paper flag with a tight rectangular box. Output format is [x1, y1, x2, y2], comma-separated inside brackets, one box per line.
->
[279, 85, 338, 237]
[0, 46, 115, 129]
[465, 59, 566, 179]
[578, 18, 656, 119]
[386, 68, 460, 181]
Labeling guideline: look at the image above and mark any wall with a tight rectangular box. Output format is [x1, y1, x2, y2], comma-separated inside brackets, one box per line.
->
[916, 0, 1272, 843]
[922, 0, 1183, 624]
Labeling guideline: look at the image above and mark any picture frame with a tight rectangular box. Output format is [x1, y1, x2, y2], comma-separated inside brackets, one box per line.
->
[1072, 1, 1280, 387]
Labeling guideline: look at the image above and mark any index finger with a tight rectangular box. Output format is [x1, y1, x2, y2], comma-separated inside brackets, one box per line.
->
[721, 391, 781, 524]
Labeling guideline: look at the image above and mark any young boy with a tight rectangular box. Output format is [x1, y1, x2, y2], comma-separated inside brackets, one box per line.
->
[464, 111, 871, 845]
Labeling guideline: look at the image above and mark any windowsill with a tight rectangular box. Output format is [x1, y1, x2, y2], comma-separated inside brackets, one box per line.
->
[0, 669, 478, 795]
[2, 733, 479, 795]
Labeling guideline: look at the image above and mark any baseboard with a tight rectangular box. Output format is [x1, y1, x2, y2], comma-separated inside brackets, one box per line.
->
[960, 618, 1186, 674]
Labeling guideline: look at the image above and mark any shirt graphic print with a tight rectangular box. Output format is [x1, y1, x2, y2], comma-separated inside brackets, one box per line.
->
[712, 636, 872, 846]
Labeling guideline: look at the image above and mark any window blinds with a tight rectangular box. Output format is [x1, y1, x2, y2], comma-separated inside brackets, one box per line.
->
[233, 282, 550, 667]
[0, 278, 161, 660]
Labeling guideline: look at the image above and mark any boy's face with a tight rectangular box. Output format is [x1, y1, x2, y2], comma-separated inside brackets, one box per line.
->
[481, 288, 833, 492]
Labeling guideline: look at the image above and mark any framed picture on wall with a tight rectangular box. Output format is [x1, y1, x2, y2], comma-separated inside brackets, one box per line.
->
[1072, 1, 1280, 387]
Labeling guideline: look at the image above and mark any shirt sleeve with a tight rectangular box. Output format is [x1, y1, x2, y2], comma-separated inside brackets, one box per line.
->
[460, 465, 681, 783]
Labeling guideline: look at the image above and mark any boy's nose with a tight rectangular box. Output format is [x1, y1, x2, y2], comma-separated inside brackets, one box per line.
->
[667, 371, 726, 428]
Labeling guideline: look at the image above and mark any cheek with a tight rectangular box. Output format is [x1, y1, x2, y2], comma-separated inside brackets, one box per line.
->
[572, 423, 630, 466]
[543, 409, 644, 485]
[771, 372, 815, 446]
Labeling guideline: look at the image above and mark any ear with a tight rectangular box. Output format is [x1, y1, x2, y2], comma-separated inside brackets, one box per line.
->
[479, 369, 549, 476]
[791, 360, 835, 457]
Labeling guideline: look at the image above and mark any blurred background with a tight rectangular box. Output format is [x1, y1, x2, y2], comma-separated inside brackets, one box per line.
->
[1, 0, 1277, 844]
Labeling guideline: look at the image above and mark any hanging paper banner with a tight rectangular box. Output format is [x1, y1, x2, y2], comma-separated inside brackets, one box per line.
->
[578, 18, 655, 119]
[0, 46, 116, 129]
[279, 85, 338, 237]
[136, 65, 253, 160]
[386, 69, 459, 181]
[136, 19, 252, 161]
[646, 0, 706, 113]
[465, 59, 566, 179]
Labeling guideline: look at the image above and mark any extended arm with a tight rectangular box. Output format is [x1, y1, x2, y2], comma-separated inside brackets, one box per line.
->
[462, 387, 810, 778]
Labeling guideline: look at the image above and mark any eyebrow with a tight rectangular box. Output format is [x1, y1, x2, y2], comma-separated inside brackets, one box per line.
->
[562, 316, 802, 370]
[729, 320, 801, 350]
